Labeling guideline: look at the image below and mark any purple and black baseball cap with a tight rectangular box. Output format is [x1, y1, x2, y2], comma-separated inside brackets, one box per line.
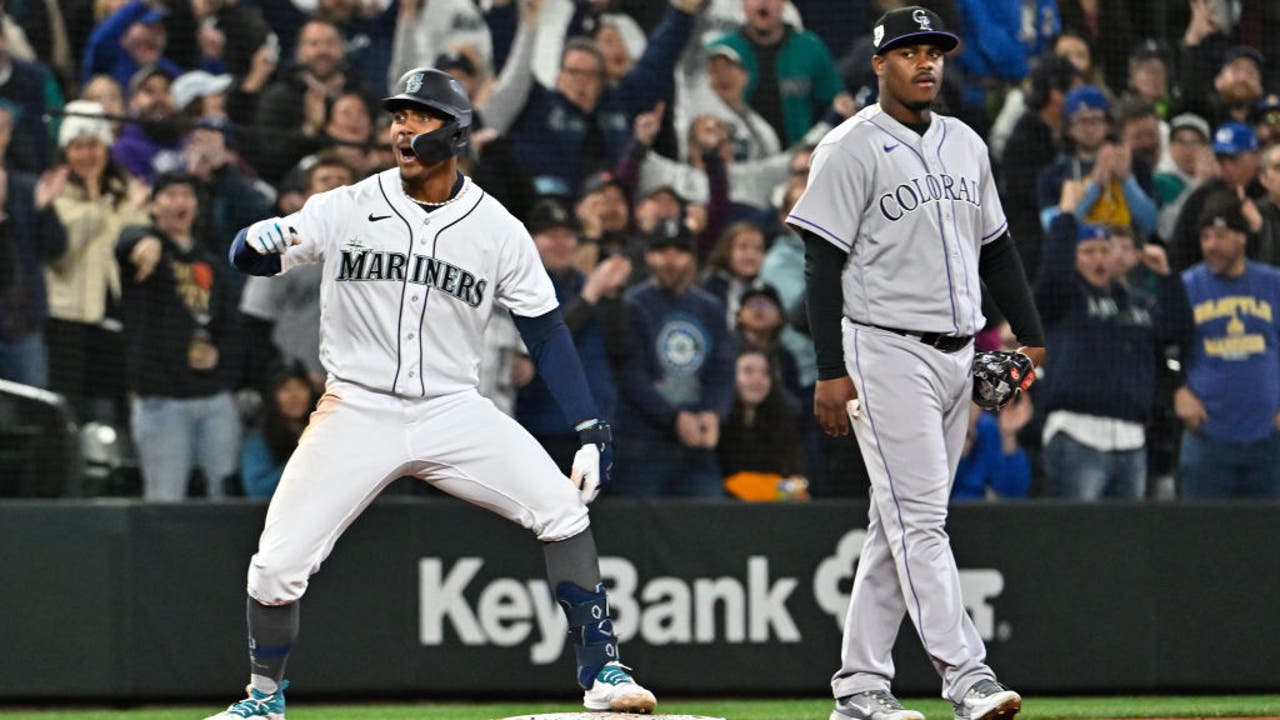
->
[871, 6, 959, 55]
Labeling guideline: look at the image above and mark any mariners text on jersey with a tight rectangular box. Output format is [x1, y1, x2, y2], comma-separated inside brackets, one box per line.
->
[269, 169, 560, 398]
[337, 248, 489, 308]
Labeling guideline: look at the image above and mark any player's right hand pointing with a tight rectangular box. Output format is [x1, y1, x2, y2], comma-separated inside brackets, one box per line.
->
[246, 217, 301, 255]
[815, 376, 859, 437]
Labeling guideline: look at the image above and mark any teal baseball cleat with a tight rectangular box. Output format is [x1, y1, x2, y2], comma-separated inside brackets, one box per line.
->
[204, 680, 289, 720]
[582, 661, 657, 713]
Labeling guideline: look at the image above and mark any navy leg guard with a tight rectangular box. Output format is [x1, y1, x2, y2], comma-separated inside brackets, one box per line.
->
[556, 581, 619, 689]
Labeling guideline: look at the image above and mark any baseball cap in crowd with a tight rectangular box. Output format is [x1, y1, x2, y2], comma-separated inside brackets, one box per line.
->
[1063, 85, 1109, 117]
[434, 50, 477, 77]
[1220, 44, 1265, 72]
[1256, 93, 1280, 121]
[171, 70, 233, 112]
[57, 100, 114, 149]
[1129, 39, 1166, 64]
[1076, 222, 1109, 244]
[579, 171, 625, 198]
[526, 198, 581, 235]
[871, 6, 959, 55]
[739, 283, 783, 310]
[646, 218, 695, 252]
[643, 184, 685, 203]
[1195, 191, 1249, 234]
[1169, 112, 1211, 142]
[127, 64, 174, 97]
[150, 170, 204, 200]
[1212, 121, 1259, 155]
[138, 6, 169, 25]
[707, 43, 744, 67]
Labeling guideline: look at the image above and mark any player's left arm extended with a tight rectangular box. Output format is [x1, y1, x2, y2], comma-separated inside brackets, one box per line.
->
[229, 226, 283, 277]
[513, 308, 612, 502]
[979, 232, 1046, 354]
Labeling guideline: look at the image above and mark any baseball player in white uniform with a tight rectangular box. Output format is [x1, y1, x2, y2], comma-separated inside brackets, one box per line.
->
[785, 8, 1046, 720]
[207, 68, 655, 719]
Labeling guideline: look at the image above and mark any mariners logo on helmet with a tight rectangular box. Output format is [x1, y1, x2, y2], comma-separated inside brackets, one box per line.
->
[406, 72, 424, 95]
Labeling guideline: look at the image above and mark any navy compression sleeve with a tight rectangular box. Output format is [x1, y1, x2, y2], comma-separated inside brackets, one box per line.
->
[513, 308, 601, 429]
[803, 230, 849, 380]
[229, 227, 282, 276]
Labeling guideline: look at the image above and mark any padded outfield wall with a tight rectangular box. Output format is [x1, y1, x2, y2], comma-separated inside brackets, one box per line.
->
[1, 498, 1277, 699]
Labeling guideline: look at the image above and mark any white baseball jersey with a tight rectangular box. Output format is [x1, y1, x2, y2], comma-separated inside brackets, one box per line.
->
[245, 170, 587, 607]
[276, 168, 558, 398]
[786, 103, 1007, 337]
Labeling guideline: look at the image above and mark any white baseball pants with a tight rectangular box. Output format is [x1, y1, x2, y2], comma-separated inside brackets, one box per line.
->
[247, 379, 588, 605]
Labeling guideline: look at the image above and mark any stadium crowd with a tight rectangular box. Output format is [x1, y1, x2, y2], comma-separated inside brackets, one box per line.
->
[0, 0, 1277, 501]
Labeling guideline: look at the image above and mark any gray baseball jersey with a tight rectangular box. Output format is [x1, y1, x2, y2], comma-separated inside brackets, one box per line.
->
[787, 103, 1008, 705]
[786, 103, 1007, 337]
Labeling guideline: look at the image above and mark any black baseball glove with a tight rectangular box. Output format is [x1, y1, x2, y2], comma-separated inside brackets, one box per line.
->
[972, 350, 1036, 411]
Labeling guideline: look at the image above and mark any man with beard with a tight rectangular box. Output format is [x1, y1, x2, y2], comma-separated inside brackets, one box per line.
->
[112, 65, 184, 182]
[1178, 44, 1266, 130]
[1177, 190, 1280, 498]
[252, 18, 373, 184]
[1167, 121, 1267, 272]
[614, 218, 735, 497]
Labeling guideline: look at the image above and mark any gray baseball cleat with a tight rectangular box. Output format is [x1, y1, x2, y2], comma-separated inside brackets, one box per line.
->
[953, 678, 1022, 720]
[830, 689, 925, 720]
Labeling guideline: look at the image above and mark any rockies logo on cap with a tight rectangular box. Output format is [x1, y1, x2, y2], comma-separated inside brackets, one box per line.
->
[871, 5, 959, 54]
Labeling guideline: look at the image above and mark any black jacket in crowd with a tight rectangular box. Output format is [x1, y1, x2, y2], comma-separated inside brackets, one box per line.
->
[115, 224, 237, 398]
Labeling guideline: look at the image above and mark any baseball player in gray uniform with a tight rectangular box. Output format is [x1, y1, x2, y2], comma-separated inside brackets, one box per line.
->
[785, 8, 1046, 720]
[208, 68, 655, 719]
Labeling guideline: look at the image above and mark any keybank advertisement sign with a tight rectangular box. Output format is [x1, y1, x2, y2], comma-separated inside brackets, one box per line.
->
[419, 529, 1008, 664]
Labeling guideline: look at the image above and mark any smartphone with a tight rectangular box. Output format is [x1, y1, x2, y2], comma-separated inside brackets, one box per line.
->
[265, 32, 279, 64]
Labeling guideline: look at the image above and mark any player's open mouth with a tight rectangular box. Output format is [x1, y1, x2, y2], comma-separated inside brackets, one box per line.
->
[397, 145, 417, 163]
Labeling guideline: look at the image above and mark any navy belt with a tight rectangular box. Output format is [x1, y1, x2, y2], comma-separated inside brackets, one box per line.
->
[870, 324, 973, 353]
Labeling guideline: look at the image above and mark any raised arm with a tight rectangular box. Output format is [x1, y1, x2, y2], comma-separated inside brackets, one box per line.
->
[479, 0, 543, 137]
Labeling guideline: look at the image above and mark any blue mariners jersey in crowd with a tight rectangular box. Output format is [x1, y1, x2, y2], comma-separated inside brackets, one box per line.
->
[1182, 262, 1280, 443]
[616, 280, 736, 439]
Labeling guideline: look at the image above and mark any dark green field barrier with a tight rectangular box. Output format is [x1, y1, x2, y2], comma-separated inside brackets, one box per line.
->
[1, 499, 1277, 699]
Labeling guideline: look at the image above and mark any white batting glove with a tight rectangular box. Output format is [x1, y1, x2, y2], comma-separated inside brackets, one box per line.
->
[246, 217, 300, 255]
[570, 444, 601, 504]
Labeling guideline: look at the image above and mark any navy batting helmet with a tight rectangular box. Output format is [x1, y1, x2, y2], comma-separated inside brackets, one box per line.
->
[383, 68, 473, 164]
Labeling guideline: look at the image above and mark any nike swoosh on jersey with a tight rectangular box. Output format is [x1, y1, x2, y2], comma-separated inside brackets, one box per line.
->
[368, 213, 391, 222]
[883, 143, 899, 153]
